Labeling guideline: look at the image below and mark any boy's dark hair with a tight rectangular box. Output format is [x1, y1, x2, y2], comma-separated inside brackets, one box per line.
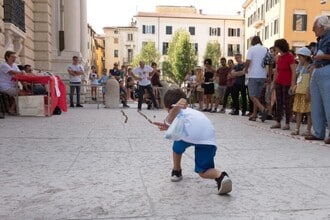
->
[164, 89, 187, 109]
[251, 36, 262, 46]
[204, 58, 212, 65]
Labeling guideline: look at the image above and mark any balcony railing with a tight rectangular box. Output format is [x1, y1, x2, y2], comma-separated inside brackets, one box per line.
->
[3, 0, 25, 32]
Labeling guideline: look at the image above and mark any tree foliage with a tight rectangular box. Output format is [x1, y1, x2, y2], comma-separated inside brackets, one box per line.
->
[132, 41, 160, 67]
[162, 29, 197, 85]
[203, 40, 221, 68]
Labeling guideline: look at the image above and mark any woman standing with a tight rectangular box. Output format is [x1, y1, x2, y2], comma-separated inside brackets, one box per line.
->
[194, 66, 204, 111]
[203, 58, 216, 112]
[271, 39, 296, 130]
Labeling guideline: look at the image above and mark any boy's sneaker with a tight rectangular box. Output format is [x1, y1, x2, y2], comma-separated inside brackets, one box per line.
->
[215, 171, 232, 195]
[170, 169, 183, 182]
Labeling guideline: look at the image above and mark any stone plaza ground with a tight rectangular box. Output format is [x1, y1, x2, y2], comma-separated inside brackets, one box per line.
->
[1, 103, 330, 220]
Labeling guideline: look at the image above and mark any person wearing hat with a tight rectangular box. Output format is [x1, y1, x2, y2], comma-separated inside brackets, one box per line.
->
[305, 15, 330, 144]
[291, 47, 313, 136]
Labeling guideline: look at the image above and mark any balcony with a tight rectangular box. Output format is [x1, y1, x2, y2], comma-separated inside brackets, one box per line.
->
[253, 19, 265, 29]
[3, 0, 25, 32]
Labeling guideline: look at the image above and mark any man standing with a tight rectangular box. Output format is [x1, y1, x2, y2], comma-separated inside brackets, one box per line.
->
[68, 56, 84, 107]
[131, 61, 159, 111]
[244, 36, 268, 122]
[231, 53, 247, 116]
[109, 62, 120, 80]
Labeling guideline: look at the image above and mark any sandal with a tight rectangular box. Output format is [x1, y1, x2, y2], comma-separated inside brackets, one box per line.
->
[291, 129, 299, 135]
[248, 116, 257, 121]
[270, 124, 281, 129]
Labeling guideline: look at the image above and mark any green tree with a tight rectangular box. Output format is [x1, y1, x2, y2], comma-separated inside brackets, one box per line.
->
[203, 40, 221, 68]
[163, 29, 197, 85]
[132, 41, 160, 67]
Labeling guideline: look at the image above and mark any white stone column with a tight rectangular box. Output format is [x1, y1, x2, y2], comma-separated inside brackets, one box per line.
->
[63, 0, 81, 53]
[80, 0, 88, 63]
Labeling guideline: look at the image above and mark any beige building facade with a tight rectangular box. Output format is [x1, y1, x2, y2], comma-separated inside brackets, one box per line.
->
[134, 6, 245, 65]
[103, 25, 138, 70]
[243, 0, 330, 52]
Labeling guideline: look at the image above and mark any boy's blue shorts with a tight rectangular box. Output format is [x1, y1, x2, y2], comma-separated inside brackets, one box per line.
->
[172, 140, 216, 173]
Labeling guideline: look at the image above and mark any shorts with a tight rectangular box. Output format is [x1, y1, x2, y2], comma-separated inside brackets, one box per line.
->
[0, 87, 19, 96]
[172, 140, 216, 173]
[248, 78, 265, 97]
[216, 85, 226, 99]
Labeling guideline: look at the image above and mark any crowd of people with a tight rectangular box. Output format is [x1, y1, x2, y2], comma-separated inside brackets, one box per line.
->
[84, 60, 163, 109]
[185, 15, 330, 145]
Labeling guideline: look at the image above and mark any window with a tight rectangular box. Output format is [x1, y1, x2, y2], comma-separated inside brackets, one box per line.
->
[162, 42, 169, 55]
[114, 38, 118, 44]
[189, 26, 195, 36]
[274, 19, 279, 35]
[166, 26, 172, 35]
[3, 0, 25, 32]
[127, 33, 133, 41]
[127, 49, 133, 63]
[190, 43, 198, 55]
[114, 50, 118, 57]
[228, 28, 241, 37]
[142, 25, 155, 34]
[209, 27, 221, 36]
[264, 25, 269, 40]
[227, 44, 240, 57]
[293, 14, 307, 31]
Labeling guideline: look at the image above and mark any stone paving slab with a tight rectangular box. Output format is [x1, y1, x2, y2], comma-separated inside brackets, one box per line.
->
[1, 103, 330, 219]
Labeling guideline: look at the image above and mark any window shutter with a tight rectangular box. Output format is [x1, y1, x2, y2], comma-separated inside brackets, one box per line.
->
[217, 28, 221, 36]
[237, 28, 240, 37]
[293, 15, 297, 30]
[303, 15, 307, 31]
[142, 25, 145, 34]
[152, 25, 155, 34]
[209, 27, 212, 36]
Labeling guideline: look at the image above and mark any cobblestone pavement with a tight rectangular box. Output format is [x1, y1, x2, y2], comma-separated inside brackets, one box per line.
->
[1, 103, 330, 220]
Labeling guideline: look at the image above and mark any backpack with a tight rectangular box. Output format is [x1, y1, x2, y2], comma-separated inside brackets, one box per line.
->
[262, 50, 274, 68]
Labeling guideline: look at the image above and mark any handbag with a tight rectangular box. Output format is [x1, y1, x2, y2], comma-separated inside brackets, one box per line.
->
[165, 112, 188, 140]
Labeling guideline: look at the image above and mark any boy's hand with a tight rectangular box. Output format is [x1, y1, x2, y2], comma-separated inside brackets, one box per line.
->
[173, 98, 188, 109]
[153, 121, 169, 131]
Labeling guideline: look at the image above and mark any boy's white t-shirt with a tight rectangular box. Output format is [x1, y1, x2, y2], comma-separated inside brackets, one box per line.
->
[179, 107, 216, 146]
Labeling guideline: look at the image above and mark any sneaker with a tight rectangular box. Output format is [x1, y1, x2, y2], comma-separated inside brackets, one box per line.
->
[70, 104, 74, 108]
[170, 169, 183, 182]
[123, 104, 130, 108]
[215, 171, 232, 195]
[76, 104, 84, 107]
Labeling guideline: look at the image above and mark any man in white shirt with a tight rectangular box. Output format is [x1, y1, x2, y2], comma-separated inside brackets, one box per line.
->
[131, 61, 159, 110]
[67, 56, 84, 107]
[244, 36, 269, 122]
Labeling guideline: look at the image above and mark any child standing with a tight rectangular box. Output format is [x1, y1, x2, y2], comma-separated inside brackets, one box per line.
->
[89, 66, 99, 101]
[291, 47, 313, 136]
[98, 68, 109, 104]
[153, 89, 232, 195]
